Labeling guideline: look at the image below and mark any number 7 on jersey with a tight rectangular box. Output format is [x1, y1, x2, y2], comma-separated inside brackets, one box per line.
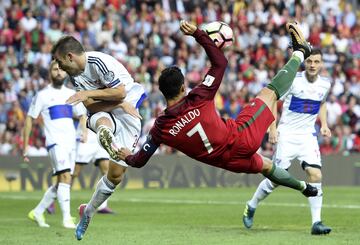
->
[186, 122, 213, 153]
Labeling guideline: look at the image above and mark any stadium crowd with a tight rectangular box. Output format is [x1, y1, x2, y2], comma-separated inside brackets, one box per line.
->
[0, 0, 359, 157]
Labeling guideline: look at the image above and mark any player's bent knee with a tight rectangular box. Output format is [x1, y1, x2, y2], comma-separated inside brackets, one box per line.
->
[256, 88, 277, 106]
[58, 171, 72, 184]
[107, 163, 127, 185]
[88, 112, 115, 133]
[309, 171, 322, 183]
[260, 156, 273, 174]
[106, 173, 123, 186]
[306, 167, 322, 182]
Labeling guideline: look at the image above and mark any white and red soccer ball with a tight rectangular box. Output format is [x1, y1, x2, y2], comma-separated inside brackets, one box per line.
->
[203, 21, 234, 49]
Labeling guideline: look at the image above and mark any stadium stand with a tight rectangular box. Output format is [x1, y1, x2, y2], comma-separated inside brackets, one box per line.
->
[0, 0, 359, 157]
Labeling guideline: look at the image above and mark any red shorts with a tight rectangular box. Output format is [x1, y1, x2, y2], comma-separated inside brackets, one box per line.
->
[224, 98, 275, 173]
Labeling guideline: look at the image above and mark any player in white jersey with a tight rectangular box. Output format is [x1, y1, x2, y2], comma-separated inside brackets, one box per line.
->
[51, 36, 146, 240]
[243, 49, 332, 235]
[23, 60, 87, 229]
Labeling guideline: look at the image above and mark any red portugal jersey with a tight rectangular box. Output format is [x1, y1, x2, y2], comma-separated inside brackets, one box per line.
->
[125, 29, 243, 168]
[150, 83, 236, 165]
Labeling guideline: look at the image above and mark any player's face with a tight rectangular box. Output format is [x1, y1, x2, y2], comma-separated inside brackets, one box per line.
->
[50, 62, 67, 86]
[54, 52, 82, 76]
[305, 54, 322, 78]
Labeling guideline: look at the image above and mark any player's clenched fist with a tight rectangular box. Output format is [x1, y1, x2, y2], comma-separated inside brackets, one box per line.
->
[180, 20, 197, 35]
[320, 127, 331, 137]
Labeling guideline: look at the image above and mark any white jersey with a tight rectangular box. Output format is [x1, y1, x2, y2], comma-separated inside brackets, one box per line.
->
[69, 51, 146, 111]
[27, 85, 86, 148]
[277, 71, 331, 135]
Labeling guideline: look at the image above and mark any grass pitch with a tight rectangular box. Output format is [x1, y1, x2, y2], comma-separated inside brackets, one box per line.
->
[0, 187, 359, 245]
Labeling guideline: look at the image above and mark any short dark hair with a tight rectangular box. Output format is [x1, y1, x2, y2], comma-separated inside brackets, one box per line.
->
[310, 48, 322, 57]
[51, 36, 85, 57]
[158, 66, 184, 100]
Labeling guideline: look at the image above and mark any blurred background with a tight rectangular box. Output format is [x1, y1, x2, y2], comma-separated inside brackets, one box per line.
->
[0, 0, 359, 160]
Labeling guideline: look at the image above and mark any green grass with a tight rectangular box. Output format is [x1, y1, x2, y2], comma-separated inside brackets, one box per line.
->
[0, 187, 360, 245]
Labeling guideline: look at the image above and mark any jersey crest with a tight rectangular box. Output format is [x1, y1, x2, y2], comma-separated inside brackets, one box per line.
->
[104, 71, 114, 82]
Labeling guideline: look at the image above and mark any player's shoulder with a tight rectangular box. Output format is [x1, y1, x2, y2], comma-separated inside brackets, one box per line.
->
[149, 117, 164, 139]
[36, 85, 51, 97]
[293, 71, 304, 83]
[62, 85, 76, 95]
[295, 71, 303, 78]
[86, 51, 119, 76]
[318, 75, 332, 86]
[87, 51, 114, 64]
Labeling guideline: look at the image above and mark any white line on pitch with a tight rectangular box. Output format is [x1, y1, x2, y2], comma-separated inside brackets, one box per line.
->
[1, 194, 359, 209]
[122, 198, 360, 209]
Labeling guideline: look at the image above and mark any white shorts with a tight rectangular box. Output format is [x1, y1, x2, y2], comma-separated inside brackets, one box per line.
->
[76, 129, 109, 164]
[48, 144, 76, 175]
[76, 140, 109, 165]
[88, 111, 141, 167]
[273, 133, 321, 169]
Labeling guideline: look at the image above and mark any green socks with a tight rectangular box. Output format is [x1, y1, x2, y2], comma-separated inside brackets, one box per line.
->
[266, 56, 301, 99]
[262, 164, 305, 191]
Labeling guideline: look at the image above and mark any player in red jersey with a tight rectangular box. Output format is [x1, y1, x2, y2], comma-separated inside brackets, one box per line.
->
[118, 20, 316, 196]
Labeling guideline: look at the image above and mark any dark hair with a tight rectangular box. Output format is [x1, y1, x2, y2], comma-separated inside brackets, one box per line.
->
[310, 48, 322, 56]
[158, 66, 184, 100]
[51, 36, 85, 57]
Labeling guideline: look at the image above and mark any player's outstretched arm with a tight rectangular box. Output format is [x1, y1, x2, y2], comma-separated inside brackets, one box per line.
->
[66, 85, 126, 105]
[181, 20, 228, 69]
[180, 20, 228, 100]
[83, 98, 121, 112]
[83, 99, 142, 119]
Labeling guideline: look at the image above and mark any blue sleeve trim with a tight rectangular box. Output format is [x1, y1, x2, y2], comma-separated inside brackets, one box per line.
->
[46, 143, 57, 151]
[135, 92, 147, 109]
[108, 78, 121, 88]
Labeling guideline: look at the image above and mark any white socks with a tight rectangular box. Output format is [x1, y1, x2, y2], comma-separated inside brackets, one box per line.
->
[248, 178, 278, 208]
[57, 182, 71, 221]
[98, 199, 108, 210]
[85, 176, 116, 217]
[34, 185, 57, 216]
[308, 182, 323, 224]
[249, 179, 324, 225]
[33, 183, 72, 222]
[292, 50, 304, 63]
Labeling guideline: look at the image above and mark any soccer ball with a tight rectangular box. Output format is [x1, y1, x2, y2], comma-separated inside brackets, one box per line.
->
[203, 21, 234, 49]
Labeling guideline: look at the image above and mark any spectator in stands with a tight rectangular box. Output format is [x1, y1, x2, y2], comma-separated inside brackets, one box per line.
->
[0, 0, 358, 157]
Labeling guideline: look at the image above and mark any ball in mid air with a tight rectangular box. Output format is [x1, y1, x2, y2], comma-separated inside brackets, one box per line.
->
[203, 21, 234, 49]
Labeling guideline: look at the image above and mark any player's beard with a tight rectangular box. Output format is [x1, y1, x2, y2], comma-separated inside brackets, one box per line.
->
[52, 75, 66, 88]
